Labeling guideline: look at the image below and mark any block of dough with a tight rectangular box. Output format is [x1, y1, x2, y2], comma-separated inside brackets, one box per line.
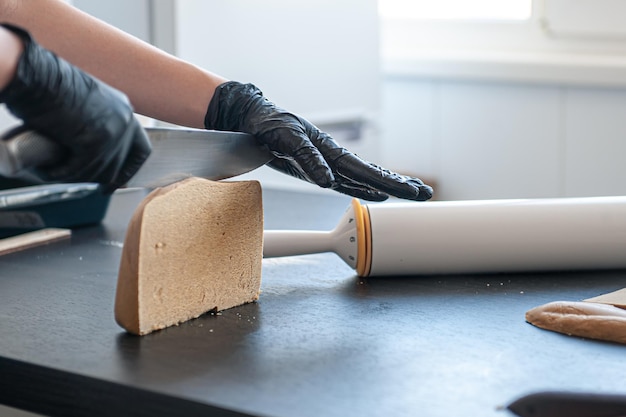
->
[526, 301, 626, 344]
[115, 177, 263, 335]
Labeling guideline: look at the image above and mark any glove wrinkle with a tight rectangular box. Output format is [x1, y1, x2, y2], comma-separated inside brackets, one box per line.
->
[267, 158, 312, 183]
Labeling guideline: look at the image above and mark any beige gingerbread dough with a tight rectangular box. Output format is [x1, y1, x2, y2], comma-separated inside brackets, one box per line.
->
[526, 289, 626, 344]
[114, 177, 263, 335]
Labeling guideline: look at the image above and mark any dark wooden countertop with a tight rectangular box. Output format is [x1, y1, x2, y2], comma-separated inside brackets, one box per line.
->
[1, 187, 625, 417]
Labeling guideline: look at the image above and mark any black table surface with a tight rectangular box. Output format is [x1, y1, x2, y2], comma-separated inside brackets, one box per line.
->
[1, 187, 626, 417]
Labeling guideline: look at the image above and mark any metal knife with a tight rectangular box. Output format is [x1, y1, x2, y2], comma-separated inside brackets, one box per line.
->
[0, 126, 274, 187]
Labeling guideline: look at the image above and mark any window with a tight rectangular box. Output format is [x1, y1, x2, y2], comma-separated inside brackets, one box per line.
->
[379, 0, 532, 21]
[379, 0, 540, 61]
[379, 0, 626, 87]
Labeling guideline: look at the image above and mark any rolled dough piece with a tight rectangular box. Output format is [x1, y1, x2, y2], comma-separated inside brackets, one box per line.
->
[115, 177, 263, 335]
[526, 301, 626, 344]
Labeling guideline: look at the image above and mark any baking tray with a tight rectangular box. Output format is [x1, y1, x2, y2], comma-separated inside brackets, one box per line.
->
[0, 181, 110, 238]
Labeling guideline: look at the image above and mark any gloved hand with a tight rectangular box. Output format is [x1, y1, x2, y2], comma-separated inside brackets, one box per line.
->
[0, 24, 151, 194]
[204, 81, 433, 202]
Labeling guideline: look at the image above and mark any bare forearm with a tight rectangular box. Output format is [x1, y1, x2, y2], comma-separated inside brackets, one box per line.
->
[0, 25, 23, 90]
[0, 0, 227, 128]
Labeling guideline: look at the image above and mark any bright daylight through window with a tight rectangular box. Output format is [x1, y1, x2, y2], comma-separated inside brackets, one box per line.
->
[379, 0, 532, 21]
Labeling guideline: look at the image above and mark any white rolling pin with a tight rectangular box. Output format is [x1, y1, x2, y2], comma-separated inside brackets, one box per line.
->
[263, 196, 626, 276]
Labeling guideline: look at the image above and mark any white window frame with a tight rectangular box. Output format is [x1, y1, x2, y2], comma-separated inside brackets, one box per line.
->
[379, 0, 532, 21]
[380, 0, 626, 87]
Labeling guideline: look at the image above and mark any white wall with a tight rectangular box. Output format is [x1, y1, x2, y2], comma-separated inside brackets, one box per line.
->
[381, 76, 626, 200]
[378, 0, 626, 201]
[0, 108, 17, 132]
[173, 0, 380, 160]
[70, 0, 151, 42]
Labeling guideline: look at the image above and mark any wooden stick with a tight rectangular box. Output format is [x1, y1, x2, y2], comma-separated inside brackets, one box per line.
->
[0, 228, 71, 256]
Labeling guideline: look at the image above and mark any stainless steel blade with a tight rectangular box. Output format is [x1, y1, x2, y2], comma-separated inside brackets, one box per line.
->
[127, 127, 273, 187]
[0, 127, 273, 187]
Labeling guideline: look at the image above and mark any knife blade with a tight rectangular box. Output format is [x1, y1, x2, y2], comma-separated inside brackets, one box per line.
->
[0, 126, 274, 187]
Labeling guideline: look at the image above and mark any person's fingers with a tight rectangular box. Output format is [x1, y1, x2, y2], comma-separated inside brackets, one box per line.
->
[301, 122, 433, 201]
[261, 128, 334, 188]
[268, 157, 388, 200]
[266, 158, 310, 182]
[268, 134, 432, 200]
[332, 181, 389, 201]
[330, 153, 432, 201]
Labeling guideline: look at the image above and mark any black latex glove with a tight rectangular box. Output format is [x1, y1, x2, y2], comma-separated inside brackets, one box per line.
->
[204, 81, 433, 202]
[0, 24, 151, 194]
